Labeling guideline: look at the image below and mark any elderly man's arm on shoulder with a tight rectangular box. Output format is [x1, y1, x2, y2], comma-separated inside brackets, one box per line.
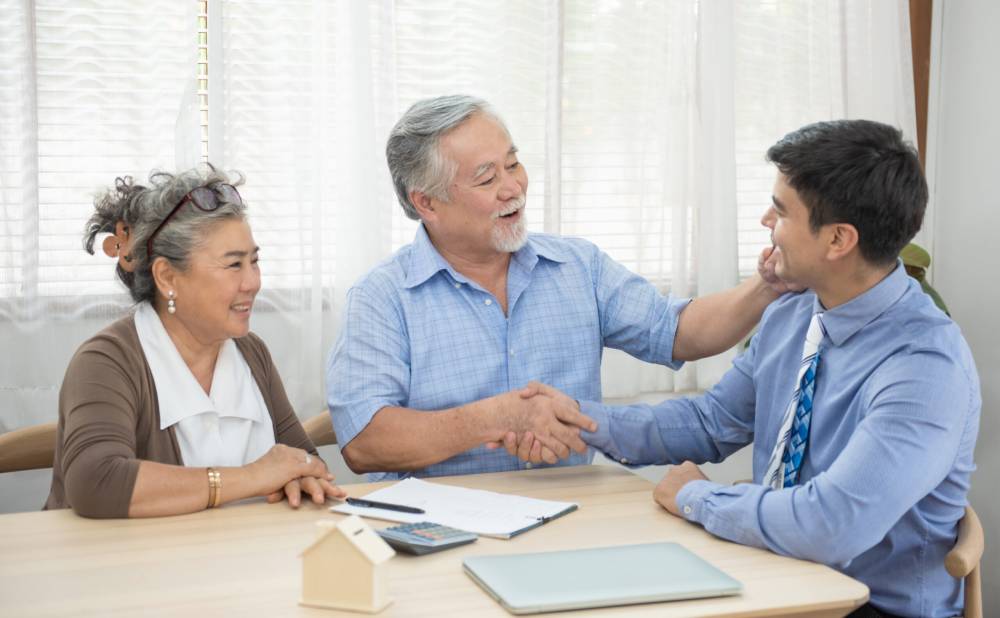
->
[672, 247, 797, 361]
[340, 390, 597, 473]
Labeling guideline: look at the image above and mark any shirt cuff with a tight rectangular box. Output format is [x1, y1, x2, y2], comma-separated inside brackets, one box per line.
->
[675, 479, 721, 524]
[578, 400, 647, 466]
[667, 297, 694, 369]
[578, 400, 626, 460]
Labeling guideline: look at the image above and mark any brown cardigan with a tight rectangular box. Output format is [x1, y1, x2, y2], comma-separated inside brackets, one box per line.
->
[44, 313, 317, 518]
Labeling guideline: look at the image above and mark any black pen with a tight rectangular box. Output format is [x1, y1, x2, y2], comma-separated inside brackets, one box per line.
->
[346, 497, 425, 514]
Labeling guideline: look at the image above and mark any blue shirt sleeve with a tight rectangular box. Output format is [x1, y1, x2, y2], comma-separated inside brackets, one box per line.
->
[590, 247, 691, 369]
[674, 346, 973, 568]
[325, 282, 411, 448]
[581, 332, 759, 466]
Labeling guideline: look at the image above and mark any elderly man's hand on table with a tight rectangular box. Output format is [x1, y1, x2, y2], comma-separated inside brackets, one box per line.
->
[486, 381, 597, 464]
[653, 461, 708, 517]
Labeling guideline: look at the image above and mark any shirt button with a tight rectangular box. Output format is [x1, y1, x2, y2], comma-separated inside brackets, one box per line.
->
[683, 505, 692, 515]
[454, 282, 461, 289]
[484, 299, 492, 306]
[524, 462, 533, 469]
[509, 349, 515, 356]
[620, 457, 628, 464]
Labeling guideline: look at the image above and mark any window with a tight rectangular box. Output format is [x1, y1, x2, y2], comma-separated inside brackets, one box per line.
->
[0, 0, 197, 303]
[0, 0, 917, 311]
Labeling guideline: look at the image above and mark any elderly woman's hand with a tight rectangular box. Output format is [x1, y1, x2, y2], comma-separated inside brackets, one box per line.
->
[266, 475, 348, 508]
[247, 444, 347, 507]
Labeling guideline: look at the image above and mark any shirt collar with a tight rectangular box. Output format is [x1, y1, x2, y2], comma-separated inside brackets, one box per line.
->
[403, 224, 458, 289]
[403, 224, 569, 289]
[133, 302, 268, 429]
[813, 259, 910, 347]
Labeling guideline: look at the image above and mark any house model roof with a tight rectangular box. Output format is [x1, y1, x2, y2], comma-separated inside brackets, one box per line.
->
[301, 515, 395, 564]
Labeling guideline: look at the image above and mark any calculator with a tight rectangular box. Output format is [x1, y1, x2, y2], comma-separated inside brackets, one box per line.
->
[377, 522, 478, 555]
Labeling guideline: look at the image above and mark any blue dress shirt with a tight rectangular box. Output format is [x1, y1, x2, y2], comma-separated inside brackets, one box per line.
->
[581, 262, 980, 618]
[327, 224, 689, 480]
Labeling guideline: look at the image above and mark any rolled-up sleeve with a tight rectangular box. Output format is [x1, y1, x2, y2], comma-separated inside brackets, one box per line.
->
[591, 248, 691, 369]
[326, 283, 412, 448]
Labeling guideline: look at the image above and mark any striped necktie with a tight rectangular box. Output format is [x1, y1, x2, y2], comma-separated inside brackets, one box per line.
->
[764, 313, 824, 489]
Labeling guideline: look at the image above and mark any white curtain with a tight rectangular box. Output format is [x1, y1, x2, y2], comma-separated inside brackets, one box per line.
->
[0, 0, 917, 432]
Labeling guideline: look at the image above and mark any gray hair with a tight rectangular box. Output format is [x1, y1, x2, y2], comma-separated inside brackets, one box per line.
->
[386, 94, 508, 220]
[83, 165, 247, 304]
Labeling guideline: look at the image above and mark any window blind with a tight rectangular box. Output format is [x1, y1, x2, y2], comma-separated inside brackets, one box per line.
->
[0, 0, 196, 304]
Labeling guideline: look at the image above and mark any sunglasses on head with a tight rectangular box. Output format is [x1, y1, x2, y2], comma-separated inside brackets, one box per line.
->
[145, 183, 243, 258]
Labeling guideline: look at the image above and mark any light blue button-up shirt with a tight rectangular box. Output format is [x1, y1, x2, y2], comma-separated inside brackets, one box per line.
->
[327, 224, 689, 480]
[582, 262, 980, 618]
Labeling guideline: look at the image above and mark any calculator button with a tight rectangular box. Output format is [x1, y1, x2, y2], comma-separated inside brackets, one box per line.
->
[377, 522, 478, 555]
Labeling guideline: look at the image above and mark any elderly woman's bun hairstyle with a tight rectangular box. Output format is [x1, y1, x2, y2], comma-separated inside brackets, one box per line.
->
[84, 165, 246, 304]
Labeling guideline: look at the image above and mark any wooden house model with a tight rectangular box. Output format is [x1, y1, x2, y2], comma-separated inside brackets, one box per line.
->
[300, 515, 396, 612]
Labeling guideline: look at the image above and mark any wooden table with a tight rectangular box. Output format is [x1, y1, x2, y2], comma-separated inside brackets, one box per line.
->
[0, 466, 867, 617]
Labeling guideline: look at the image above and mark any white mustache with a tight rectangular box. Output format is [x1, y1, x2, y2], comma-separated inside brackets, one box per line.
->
[493, 195, 526, 220]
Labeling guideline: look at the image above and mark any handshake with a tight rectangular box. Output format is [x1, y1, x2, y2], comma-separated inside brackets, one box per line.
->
[484, 381, 598, 465]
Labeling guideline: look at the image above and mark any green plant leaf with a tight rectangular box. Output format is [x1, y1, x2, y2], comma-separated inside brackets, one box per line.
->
[900, 242, 930, 270]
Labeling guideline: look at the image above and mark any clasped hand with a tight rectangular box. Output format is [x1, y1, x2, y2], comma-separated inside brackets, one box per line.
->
[249, 444, 347, 508]
[653, 461, 708, 516]
[486, 381, 597, 465]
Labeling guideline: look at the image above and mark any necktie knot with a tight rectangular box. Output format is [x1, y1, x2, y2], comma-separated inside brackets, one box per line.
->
[805, 313, 824, 350]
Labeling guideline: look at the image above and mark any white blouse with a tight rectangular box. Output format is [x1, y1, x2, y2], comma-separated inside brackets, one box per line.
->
[133, 302, 276, 467]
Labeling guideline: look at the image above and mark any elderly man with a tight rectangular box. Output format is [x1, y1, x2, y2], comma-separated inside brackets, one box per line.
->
[510, 120, 980, 618]
[326, 94, 782, 479]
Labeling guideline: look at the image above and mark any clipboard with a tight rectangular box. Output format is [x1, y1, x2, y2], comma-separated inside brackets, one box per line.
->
[331, 478, 578, 539]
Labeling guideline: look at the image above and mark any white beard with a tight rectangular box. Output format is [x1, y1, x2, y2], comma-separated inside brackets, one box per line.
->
[491, 195, 528, 253]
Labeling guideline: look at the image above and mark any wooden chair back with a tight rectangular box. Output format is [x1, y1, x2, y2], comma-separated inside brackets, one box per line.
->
[946, 505, 984, 618]
[303, 412, 337, 448]
[0, 414, 337, 473]
[0, 422, 57, 473]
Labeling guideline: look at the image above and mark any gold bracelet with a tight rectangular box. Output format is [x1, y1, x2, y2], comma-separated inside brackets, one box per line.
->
[207, 467, 222, 508]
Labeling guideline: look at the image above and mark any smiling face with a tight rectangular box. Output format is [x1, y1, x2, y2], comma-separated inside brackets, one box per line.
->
[164, 218, 261, 343]
[419, 113, 529, 258]
[760, 173, 832, 288]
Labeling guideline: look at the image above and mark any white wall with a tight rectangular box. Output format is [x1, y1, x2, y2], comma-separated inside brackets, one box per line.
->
[927, 0, 1000, 613]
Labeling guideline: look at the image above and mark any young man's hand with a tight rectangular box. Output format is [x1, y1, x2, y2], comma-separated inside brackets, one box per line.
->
[653, 461, 708, 516]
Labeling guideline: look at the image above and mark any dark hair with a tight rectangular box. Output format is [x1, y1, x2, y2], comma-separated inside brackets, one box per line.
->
[766, 119, 927, 266]
[83, 165, 246, 303]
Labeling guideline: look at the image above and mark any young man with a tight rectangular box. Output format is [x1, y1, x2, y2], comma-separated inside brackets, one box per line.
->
[514, 120, 980, 617]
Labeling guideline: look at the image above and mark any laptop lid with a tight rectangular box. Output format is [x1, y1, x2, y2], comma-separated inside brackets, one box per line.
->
[463, 542, 742, 615]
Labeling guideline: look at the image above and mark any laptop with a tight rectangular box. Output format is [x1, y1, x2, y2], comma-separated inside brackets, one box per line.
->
[462, 542, 742, 615]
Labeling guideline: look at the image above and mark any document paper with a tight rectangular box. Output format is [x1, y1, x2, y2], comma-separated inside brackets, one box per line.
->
[331, 478, 578, 539]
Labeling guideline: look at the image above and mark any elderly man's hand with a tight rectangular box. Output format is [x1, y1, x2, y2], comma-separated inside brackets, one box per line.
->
[485, 382, 596, 465]
[758, 245, 806, 294]
[652, 461, 708, 516]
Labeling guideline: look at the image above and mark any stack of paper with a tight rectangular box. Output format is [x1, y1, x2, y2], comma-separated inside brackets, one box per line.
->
[331, 478, 577, 539]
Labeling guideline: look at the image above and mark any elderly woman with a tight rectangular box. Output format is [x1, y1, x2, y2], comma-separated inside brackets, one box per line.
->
[44, 166, 345, 518]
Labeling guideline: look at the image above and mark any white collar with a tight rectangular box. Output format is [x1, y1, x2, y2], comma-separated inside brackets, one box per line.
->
[133, 302, 269, 430]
